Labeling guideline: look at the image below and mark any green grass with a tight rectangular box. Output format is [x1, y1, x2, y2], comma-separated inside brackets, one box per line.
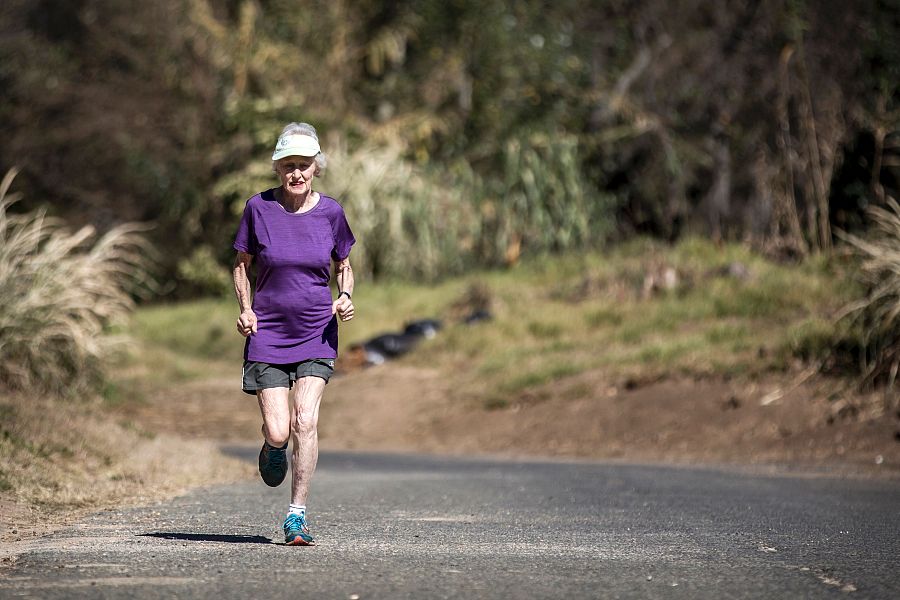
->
[125, 237, 858, 402]
[131, 299, 238, 360]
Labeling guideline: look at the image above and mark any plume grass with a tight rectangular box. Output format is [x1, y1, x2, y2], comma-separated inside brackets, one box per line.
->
[0, 169, 150, 393]
[836, 197, 900, 390]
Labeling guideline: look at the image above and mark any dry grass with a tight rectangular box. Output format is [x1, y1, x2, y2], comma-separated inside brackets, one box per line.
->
[0, 169, 151, 393]
[0, 392, 250, 508]
[836, 197, 900, 390]
[0, 389, 252, 543]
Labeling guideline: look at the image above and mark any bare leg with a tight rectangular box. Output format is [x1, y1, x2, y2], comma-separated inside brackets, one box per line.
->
[289, 376, 326, 506]
[257, 387, 291, 447]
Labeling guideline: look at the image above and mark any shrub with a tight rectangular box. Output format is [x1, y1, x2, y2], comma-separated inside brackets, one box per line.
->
[176, 245, 233, 297]
[836, 197, 900, 390]
[0, 169, 150, 393]
[323, 141, 478, 281]
[321, 134, 614, 281]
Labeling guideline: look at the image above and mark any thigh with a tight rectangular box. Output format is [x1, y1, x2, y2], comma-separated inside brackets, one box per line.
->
[258, 386, 292, 432]
[290, 376, 326, 418]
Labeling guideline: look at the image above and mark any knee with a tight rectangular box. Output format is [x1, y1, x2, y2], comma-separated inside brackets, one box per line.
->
[263, 423, 290, 447]
[292, 410, 318, 437]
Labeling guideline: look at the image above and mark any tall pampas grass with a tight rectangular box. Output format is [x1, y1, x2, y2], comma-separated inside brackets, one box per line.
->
[0, 169, 151, 393]
[324, 141, 479, 280]
[836, 197, 900, 391]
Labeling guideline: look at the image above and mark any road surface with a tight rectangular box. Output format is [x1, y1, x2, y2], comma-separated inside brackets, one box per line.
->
[1, 450, 899, 598]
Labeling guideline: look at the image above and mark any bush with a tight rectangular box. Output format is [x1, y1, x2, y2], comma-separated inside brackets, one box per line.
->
[0, 170, 150, 393]
[176, 245, 233, 298]
[318, 135, 614, 281]
[836, 197, 900, 390]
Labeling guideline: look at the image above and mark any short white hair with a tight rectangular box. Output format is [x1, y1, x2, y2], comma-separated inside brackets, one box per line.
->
[272, 122, 327, 175]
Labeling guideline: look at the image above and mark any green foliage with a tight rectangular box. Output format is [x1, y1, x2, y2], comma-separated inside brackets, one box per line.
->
[480, 133, 616, 263]
[2, 0, 899, 294]
[317, 135, 611, 280]
[862, 0, 900, 111]
[177, 245, 233, 297]
[131, 298, 237, 361]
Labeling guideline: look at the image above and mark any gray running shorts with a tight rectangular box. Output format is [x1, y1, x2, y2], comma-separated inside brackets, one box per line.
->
[242, 359, 335, 395]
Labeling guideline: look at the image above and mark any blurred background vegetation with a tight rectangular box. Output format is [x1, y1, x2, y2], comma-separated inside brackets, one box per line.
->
[0, 0, 898, 388]
[2, 1, 900, 519]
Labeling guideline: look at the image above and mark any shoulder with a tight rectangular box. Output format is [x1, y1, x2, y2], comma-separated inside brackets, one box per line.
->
[245, 188, 277, 209]
[316, 194, 349, 219]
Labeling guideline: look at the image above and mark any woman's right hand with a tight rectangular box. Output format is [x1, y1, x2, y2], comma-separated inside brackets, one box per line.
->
[237, 310, 258, 337]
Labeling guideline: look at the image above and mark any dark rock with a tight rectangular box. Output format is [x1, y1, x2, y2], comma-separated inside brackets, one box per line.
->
[404, 319, 443, 339]
[362, 333, 423, 365]
[464, 309, 493, 324]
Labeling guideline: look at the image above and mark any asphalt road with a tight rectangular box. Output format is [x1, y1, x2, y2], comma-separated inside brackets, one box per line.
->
[1, 450, 899, 599]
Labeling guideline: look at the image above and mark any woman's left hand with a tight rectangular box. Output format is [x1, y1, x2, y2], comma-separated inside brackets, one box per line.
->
[332, 295, 354, 322]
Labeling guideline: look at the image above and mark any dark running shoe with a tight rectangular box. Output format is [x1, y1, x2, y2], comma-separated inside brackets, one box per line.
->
[258, 441, 288, 487]
[283, 513, 315, 546]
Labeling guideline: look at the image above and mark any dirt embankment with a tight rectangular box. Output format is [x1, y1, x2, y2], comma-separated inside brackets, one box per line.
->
[115, 363, 900, 477]
[0, 389, 252, 560]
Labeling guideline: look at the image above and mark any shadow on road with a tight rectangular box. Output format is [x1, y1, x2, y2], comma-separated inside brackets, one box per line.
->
[138, 532, 273, 544]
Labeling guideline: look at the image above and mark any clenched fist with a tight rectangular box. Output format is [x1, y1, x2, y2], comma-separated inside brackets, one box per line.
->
[237, 309, 258, 336]
[332, 295, 354, 322]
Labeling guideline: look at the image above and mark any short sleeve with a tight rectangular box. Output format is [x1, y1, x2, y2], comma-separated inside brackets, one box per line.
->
[233, 199, 257, 255]
[330, 204, 356, 261]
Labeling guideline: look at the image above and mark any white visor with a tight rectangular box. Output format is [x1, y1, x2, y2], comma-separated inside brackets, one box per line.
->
[272, 134, 321, 160]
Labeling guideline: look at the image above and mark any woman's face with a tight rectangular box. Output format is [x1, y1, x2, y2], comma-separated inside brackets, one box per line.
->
[276, 155, 317, 195]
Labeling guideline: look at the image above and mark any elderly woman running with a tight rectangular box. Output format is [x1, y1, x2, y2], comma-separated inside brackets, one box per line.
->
[232, 122, 356, 545]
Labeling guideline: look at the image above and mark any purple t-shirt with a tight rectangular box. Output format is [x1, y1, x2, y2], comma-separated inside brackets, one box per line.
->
[233, 189, 355, 364]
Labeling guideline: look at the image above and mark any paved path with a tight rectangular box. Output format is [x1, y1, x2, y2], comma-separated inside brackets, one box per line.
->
[1, 450, 899, 599]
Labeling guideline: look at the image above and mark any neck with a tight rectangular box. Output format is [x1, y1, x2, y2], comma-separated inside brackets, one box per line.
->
[279, 187, 315, 213]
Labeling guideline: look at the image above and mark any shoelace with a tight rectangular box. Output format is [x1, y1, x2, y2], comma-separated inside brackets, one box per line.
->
[267, 446, 287, 469]
[284, 513, 308, 532]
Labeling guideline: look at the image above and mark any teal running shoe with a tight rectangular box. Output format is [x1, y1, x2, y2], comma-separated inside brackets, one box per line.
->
[284, 513, 315, 546]
[258, 441, 288, 487]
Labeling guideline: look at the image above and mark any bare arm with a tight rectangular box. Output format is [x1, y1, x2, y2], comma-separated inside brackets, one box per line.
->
[233, 251, 257, 336]
[332, 256, 355, 322]
[335, 256, 354, 299]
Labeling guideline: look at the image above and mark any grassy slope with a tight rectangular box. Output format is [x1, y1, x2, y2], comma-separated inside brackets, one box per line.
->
[408, 238, 853, 409]
[130, 237, 858, 409]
